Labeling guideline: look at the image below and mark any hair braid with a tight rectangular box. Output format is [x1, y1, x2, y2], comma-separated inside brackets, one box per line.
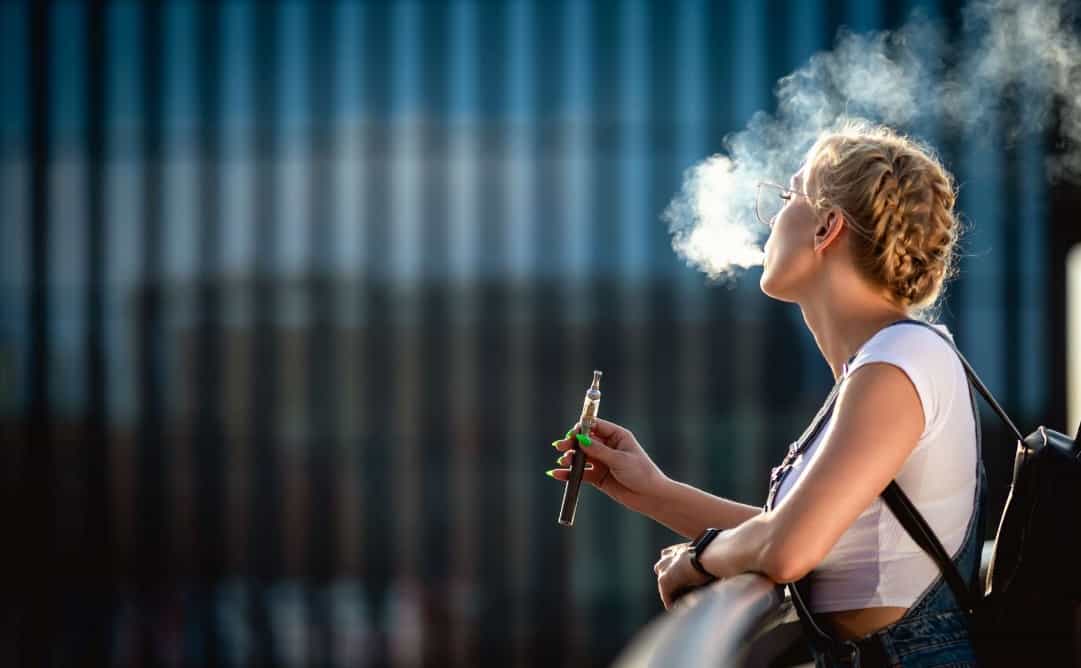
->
[806, 120, 962, 317]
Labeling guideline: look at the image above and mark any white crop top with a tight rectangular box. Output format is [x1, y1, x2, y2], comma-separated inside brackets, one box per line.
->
[771, 322, 979, 612]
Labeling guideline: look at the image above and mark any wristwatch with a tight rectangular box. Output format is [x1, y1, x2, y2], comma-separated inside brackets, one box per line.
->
[688, 527, 723, 581]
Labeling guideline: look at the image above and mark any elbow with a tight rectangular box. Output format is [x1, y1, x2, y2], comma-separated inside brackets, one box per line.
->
[762, 537, 816, 584]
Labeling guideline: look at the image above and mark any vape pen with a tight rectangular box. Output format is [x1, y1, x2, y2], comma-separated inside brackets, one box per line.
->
[558, 370, 603, 526]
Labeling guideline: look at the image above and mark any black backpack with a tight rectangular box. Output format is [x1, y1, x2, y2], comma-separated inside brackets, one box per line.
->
[789, 320, 1081, 667]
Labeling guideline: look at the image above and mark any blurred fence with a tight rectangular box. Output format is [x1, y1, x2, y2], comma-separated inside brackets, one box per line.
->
[2, 1, 1078, 666]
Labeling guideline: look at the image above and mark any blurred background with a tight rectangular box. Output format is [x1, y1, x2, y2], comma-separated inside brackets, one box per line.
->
[3, 0, 1080, 666]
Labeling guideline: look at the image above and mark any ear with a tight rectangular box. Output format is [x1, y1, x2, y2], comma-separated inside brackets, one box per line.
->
[813, 208, 846, 253]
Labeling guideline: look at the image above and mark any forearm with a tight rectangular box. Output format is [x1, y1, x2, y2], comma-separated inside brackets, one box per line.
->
[698, 510, 782, 582]
[637, 476, 764, 540]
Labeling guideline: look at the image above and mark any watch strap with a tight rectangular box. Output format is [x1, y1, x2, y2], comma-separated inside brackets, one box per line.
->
[689, 528, 721, 580]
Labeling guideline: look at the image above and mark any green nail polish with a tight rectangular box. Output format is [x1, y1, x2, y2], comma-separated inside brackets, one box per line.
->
[545, 469, 556, 478]
[576, 433, 591, 448]
[565, 428, 575, 439]
[556, 456, 563, 465]
[552, 440, 561, 449]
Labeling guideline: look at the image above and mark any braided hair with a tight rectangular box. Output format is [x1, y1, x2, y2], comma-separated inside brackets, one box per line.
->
[805, 121, 964, 320]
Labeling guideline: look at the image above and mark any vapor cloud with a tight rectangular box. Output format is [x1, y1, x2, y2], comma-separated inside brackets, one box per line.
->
[665, 0, 1081, 281]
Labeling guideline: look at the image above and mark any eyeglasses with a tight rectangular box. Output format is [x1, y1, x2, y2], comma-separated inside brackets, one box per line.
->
[755, 181, 810, 229]
[754, 181, 872, 241]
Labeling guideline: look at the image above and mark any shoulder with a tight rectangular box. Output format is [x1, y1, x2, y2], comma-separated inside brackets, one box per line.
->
[846, 321, 958, 435]
[857, 322, 955, 364]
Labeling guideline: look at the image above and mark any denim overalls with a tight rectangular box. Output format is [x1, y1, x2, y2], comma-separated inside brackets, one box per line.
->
[766, 320, 988, 667]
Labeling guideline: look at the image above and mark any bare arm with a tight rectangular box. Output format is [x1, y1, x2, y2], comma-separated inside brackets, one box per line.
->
[636, 476, 763, 540]
[697, 362, 926, 583]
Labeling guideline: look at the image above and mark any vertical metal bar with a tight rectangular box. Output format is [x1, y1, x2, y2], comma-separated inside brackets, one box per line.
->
[557, 1, 593, 663]
[475, 2, 513, 664]
[23, 0, 52, 661]
[617, 0, 655, 641]
[700, 0, 737, 513]
[1003, 120, 1020, 420]
[249, 2, 281, 662]
[525, 2, 566, 663]
[328, 4, 368, 659]
[385, 2, 425, 663]
[445, 2, 481, 663]
[0, 2, 28, 658]
[786, 0, 829, 402]
[136, 1, 165, 660]
[673, 0, 708, 540]
[195, 2, 223, 662]
[726, 0, 767, 505]
[215, 4, 258, 663]
[583, 1, 624, 656]
[307, 0, 336, 661]
[417, 2, 452, 664]
[1019, 132, 1047, 421]
[958, 100, 1004, 409]
[504, 2, 534, 664]
[84, 0, 111, 663]
[359, 3, 392, 662]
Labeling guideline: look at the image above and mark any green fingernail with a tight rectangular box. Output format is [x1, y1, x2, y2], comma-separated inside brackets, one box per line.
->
[565, 428, 575, 439]
[552, 440, 561, 449]
[556, 456, 563, 465]
[545, 469, 556, 478]
[576, 433, 591, 448]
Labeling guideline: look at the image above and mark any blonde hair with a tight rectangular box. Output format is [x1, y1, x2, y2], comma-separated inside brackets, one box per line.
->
[805, 120, 963, 319]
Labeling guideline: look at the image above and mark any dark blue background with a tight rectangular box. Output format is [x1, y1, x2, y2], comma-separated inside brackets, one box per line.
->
[3, 1, 1077, 665]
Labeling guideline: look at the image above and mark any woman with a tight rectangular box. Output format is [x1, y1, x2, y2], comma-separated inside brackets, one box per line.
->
[547, 121, 986, 667]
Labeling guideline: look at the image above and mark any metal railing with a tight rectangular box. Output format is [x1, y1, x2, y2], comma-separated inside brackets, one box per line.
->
[614, 540, 997, 667]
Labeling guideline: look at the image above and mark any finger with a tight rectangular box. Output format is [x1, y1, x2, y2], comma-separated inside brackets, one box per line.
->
[545, 465, 603, 484]
[654, 550, 676, 575]
[554, 430, 611, 452]
[654, 557, 669, 575]
[557, 448, 610, 468]
[659, 579, 672, 610]
[567, 434, 618, 466]
[662, 542, 689, 555]
[669, 584, 693, 607]
[584, 418, 631, 442]
[556, 449, 587, 467]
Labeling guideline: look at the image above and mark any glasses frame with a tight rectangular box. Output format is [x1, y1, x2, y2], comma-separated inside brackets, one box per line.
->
[755, 181, 872, 241]
[755, 181, 811, 229]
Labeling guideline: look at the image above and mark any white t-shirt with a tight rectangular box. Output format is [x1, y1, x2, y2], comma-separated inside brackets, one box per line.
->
[771, 322, 979, 612]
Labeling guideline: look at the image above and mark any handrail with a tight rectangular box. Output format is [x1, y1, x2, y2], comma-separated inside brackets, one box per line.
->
[611, 573, 803, 667]
[613, 540, 996, 667]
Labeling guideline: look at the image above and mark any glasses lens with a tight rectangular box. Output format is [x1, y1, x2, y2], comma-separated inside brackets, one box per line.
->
[756, 184, 783, 227]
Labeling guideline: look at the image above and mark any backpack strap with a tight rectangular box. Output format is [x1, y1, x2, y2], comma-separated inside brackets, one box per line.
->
[895, 320, 1024, 443]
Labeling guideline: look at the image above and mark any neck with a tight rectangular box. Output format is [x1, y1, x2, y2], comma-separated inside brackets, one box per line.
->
[799, 282, 911, 382]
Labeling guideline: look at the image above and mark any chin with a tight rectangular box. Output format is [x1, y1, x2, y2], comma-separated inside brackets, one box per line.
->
[759, 268, 776, 298]
[760, 267, 796, 304]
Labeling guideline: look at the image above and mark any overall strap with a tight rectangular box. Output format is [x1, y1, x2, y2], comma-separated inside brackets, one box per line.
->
[783, 386, 844, 650]
[880, 481, 981, 613]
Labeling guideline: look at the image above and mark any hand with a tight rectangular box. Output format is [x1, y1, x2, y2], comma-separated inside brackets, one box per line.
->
[653, 542, 716, 610]
[548, 418, 669, 514]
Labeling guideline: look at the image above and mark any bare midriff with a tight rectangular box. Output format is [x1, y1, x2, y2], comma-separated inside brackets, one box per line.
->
[820, 606, 909, 640]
